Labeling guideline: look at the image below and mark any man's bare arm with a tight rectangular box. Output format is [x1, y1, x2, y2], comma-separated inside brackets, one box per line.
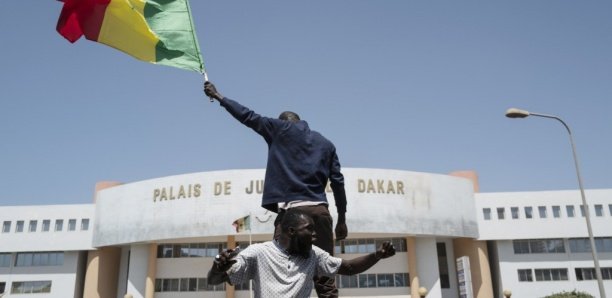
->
[337, 242, 395, 275]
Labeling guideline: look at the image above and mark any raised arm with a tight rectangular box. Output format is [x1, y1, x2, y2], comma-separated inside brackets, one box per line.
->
[204, 81, 277, 142]
[337, 242, 395, 275]
[206, 247, 239, 285]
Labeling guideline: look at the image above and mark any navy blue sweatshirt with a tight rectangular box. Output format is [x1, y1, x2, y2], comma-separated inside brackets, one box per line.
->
[220, 97, 347, 214]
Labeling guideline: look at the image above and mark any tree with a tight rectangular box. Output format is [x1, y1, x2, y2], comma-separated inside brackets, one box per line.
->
[543, 290, 594, 298]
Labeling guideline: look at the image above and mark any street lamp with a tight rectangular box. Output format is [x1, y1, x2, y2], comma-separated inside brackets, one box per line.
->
[505, 108, 606, 298]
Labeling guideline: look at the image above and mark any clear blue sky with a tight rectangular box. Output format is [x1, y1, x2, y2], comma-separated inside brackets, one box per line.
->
[1, 1, 611, 206]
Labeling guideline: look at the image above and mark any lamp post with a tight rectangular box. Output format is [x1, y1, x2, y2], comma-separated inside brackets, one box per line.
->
[505, 108, 606, 298]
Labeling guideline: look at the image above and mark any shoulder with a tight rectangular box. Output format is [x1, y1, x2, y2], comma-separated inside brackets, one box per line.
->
[311, 245, 331, 258]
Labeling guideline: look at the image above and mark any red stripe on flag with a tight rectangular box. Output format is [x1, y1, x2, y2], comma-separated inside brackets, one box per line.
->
[56, 0, 112, 43]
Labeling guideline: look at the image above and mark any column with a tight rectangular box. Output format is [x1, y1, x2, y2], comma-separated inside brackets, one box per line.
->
[416, 237, 441, 297]
[83, 247, 122, 298]
[145, 244, 157, 298]
[407, 237, 420, 298]
[450, 171, 494, 298]
[126, 244, 150, 298]
[453, 238, 493, 298]
[83, 181, 123, 297]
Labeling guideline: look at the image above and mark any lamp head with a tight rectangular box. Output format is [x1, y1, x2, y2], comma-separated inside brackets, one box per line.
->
[505, 108, 530, 119]
[418, 287, 428, 296]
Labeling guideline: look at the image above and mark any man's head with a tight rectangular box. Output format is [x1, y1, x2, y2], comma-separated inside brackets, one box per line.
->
[280, 209, 316, 258]
[278, 111, 301, 122]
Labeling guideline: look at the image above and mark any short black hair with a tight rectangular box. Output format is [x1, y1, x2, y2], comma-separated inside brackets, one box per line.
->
[280, 209, 310, 233]
[279, 111, 300, 122]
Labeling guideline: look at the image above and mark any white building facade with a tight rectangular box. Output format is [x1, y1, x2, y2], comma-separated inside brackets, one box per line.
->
[477, 190, 612, 298]
[0, 168, 610, 297]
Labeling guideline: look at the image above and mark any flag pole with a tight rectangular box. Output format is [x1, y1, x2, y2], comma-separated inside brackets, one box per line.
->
[184, 0, 213, 103]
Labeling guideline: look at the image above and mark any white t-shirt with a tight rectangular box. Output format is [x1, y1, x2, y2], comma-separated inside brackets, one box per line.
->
[228, 241, 342, 298]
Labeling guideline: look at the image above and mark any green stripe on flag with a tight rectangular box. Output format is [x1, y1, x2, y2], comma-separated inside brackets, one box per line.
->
[144, 0, 204, 72]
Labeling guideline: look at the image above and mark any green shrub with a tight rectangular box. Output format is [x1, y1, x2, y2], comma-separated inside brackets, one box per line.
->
[542, 290, 594, 298]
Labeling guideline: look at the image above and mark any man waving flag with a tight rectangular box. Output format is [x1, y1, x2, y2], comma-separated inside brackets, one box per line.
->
[56, 0, 204, 73]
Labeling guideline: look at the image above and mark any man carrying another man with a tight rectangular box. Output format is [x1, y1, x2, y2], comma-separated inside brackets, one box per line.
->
[204, 81, 347, 297]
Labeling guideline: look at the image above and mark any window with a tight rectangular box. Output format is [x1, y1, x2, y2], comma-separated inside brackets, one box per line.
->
[2, 221, 10, 233]
[358, 274, 377, 288]
[580, 205, 586, 217]
[206, 243, 222, 257]
[42, 220, 50, 232]
[377, 273, 394, 287]
[81, 218, 90, 231]
[29, 220, 37, 232]
[342, 239, 358, 253]
[605, 268, 612, 280]
[394, 273, 409, 287]
[0, 253, 11, 267]
[570, 237, 612, 253]
[157, 242, 227, 258]
[179, 278, 197, 291]
[609, 204, 612, 216]
[483, 208, 491, 220]
[534, 268, 568, 281]
[189, 243, 206, 257]
[595, 205, 603, 217]
[538, 206, 547, 218]
[68, 219, 77, 231]
[338, 273, 409, 289]
[511, 207, 519, 219]
[339, 275, 358, 288]
[518, 269, 533, 282]
[15, 252, 63, 267]
[358, 239, 376, 253]
[570, 238, 591, 253]
[163, 279, 179, 292]
[55, 219, 63, 231]
[497, 208, 505, 220]
[552, 206, 561, 218]
[566, 205, 575, 217]
[525, 207, 533, 219]
[513, 240, 530, 254]
[10, 281, 52, 294]
[576, 268, 596, 281]
[513, 239, 565, 254]
[0, 281, 5, 293]
[336, 238, 406, 254]
[16, 220, 24, 233]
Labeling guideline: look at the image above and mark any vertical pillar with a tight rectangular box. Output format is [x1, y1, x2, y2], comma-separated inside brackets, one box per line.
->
[226, 235, 236, 298]
[407, 237, 420, 298]
[416, 237, 441, 297]
[83, 181, 123, 298]
[83, 247, 122, 298]
[453, 238, 493, 298]
[449, 171, 493, 298]
[145, 244, 157, 298]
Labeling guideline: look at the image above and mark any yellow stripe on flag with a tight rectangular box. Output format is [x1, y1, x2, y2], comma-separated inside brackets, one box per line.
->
[98, 0, 159, 62]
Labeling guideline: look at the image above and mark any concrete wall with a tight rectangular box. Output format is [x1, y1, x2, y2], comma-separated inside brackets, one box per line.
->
[0, 204, 94, 252]
[94, 168, 477, 247]
[476, 189, 612, 240]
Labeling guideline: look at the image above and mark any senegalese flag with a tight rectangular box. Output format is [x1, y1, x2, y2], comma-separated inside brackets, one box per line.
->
[56, 0, 204, 73]
[232, 215, 251, 233]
